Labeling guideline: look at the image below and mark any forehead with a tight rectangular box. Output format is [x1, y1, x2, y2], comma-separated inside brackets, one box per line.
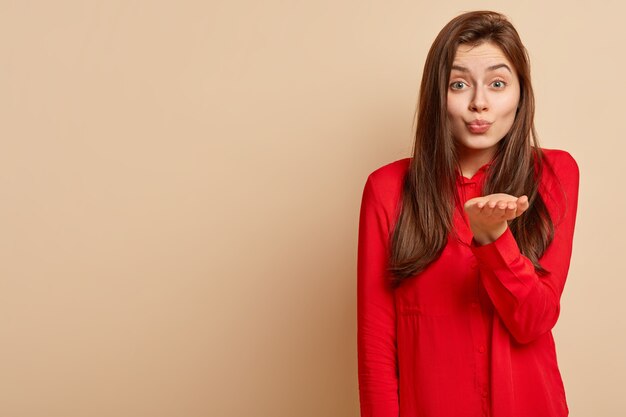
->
[452, 42, 514, 69]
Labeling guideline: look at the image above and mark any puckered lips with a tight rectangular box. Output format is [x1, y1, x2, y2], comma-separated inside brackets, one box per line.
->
[466, 119, 492, 134]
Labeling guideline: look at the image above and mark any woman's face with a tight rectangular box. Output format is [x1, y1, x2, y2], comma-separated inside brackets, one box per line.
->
[446, 41, 520, 162]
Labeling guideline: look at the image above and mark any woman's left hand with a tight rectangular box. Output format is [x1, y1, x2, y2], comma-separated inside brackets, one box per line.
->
[463, 193, 530, 245]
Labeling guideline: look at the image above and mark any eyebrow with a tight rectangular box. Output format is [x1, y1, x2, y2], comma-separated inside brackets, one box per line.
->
[451, 63, 513, 74]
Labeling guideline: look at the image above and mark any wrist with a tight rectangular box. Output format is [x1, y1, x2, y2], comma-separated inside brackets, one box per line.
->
[472, 222, 508, 246]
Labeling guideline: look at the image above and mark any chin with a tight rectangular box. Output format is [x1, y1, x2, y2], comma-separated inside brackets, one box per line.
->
[460, 139, 499, 149]
[456, 140, 502, 155]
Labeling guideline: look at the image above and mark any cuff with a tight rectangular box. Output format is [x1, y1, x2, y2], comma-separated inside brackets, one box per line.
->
[470, 226, 521, 269]
[470, 226, 539, 294]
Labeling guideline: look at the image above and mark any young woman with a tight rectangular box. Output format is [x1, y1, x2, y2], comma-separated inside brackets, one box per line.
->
[357, 11, 579, 417]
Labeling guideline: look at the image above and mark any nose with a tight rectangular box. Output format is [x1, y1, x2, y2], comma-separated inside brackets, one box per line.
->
[469, 86, 488, 112]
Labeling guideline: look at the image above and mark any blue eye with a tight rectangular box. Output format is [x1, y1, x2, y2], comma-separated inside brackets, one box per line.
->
[450, 80, 508, 90]
[450, 81, 466, 90]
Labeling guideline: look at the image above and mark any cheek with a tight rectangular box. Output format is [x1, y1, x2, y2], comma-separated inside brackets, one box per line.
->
[446, 99, 463, 120]
[494, 95, 519, 116]
[445, 97, 453, 116]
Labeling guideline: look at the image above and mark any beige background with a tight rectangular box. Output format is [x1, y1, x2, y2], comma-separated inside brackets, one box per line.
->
[0, 1, 623, 416]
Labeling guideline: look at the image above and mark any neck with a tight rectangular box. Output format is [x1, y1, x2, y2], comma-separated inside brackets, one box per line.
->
[457, 146, 495, 178]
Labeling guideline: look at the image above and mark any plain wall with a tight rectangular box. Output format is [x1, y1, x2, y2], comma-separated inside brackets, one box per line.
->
[1, 1, 623, 416]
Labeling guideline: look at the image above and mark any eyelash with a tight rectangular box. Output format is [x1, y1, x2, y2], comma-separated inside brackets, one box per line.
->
[449, 80, 508, 90]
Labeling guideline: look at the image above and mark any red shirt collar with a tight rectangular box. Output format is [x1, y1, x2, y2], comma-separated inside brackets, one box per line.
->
[456, 160, 494, 184]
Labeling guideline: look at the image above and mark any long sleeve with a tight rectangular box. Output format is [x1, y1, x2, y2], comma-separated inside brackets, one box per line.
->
[357, 175, 399, 417]
[469, 152, 580, 344]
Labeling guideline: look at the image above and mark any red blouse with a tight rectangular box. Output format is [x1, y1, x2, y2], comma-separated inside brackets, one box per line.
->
[357, 148, 579, 417]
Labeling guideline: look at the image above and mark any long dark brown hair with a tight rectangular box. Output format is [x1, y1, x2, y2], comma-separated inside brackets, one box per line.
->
[388, 10, 558, 288]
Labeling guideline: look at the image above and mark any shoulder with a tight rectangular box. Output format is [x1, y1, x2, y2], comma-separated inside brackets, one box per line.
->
[540, 147, 580, 180]
[360, 158, 411, 228]
[364, 157, 411, 203]
[367, 157, 411, 183]
[538, 148, 580, 223]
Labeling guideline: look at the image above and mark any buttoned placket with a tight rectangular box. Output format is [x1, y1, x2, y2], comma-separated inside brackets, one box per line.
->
[456, 170, 492, 416]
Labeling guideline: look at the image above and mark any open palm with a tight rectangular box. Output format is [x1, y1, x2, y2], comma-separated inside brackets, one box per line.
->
[463, 193, 530, 244]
